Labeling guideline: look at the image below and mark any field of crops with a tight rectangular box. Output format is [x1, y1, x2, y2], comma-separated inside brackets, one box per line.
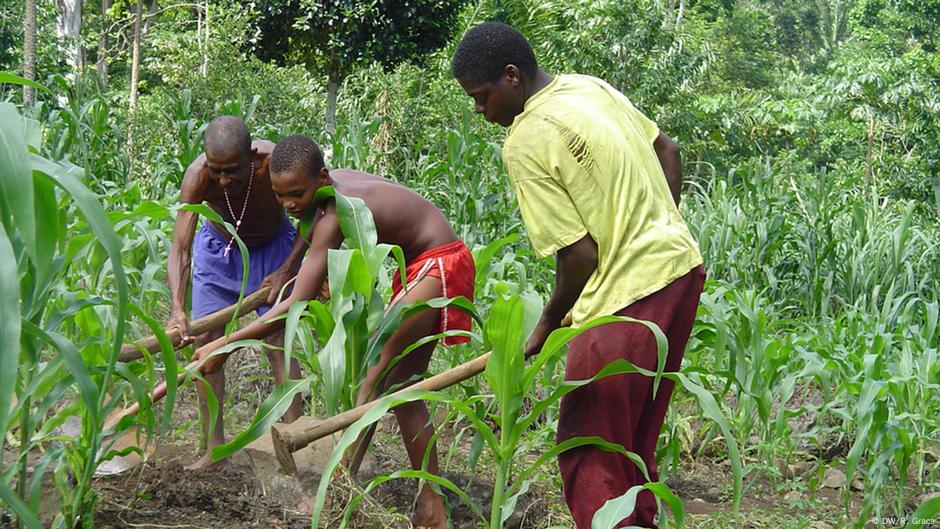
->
[2, 1, 940, 528]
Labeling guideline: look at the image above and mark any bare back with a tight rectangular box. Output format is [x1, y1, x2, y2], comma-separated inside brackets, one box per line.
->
[330, 169, 457, 261]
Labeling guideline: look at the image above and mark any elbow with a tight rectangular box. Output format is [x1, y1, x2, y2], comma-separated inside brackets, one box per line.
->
[660, 135, 681, 159]
[564, 234, 599, 274]
[654, 132, 680, 158]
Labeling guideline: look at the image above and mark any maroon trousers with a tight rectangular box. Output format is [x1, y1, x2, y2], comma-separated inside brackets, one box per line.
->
[557, 265, 705, 529]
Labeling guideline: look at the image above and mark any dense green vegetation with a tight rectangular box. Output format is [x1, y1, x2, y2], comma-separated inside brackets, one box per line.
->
[2, 0, 939, 528]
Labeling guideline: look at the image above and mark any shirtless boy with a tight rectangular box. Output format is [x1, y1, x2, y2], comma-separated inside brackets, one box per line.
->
[193, 135, 474, 528]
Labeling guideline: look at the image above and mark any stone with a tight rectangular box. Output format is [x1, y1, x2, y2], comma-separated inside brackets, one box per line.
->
[789, 460, 813, 477]
[850, 479, 864, 492]
[784, 491, 802, 502]
[926, 444, 940, 464]
[822, 467, 847, 489]
[811, 521, 832, 529]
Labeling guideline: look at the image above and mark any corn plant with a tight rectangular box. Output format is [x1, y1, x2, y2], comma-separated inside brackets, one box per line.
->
[0, 97, 175, 528]
[301, 283, 743, 529]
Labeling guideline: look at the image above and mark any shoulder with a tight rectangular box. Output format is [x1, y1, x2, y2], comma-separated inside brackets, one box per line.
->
[180, 154, 209, 201]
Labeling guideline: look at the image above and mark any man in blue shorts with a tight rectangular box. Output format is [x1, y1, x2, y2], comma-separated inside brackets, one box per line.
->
[166, 116, 308, 469]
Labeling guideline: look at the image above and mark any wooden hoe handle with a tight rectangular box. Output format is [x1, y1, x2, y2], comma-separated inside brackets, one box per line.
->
[118, 286, 272, 362]
[271, 351, 493, 475]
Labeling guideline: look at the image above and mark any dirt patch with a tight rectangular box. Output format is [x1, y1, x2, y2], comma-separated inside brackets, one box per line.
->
[95, 449, 309, 529]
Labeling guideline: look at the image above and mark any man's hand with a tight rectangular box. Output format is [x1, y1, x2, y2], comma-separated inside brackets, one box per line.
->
[168, 310, 195, 347]
[262, 266, 296, 305]
[524, 317, 561, 358]
[192, 339, 227, 374]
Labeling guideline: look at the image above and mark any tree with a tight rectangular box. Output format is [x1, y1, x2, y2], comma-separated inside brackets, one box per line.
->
[252, 0, 465, 132]
[23, 0, 37, 105]
[57, 0, 84, 76]
[129, 0, 142, 110]
[96, 0, 110, 88]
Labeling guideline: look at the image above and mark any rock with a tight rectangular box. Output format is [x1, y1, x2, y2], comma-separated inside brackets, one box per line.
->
[747, 435, 760, 445]
[784, 491, 802, 502]
[851, 479, 864, 492]
[692, 497, 707, 504]
[822, 467, 847, 489]
[789, 460, 813, 477]
[926, 444, 940, 463]
[811, 521, 832, 529]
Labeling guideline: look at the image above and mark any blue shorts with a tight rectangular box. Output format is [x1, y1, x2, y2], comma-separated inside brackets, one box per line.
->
[191, 218, 296, 319]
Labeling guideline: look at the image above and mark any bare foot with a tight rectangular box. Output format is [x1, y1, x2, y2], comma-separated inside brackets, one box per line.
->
[411, 485, 447, 529]
[184, 450, 227, 471]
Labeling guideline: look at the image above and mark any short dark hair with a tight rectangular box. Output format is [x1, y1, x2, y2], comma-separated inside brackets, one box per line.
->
[270, 135, 325, 176]
[204, 115, 251, 158]
[451, 22, 537, 84]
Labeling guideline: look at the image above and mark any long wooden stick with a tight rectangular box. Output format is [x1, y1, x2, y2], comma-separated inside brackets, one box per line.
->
[271, 351, 493, 475]
[104, 360, 200, 430]
[118, 286, 271, 362]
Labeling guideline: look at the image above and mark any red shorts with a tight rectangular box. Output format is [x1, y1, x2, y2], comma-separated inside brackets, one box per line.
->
[390, 240, 475, 346]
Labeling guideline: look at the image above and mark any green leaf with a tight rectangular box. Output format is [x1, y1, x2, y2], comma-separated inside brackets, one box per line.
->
[24, 325, 101, 426]
[31, 153, 130, 398]
[212, 378, 311, 460]
[0, 224, 20, 449]
[0, 480, 43, 529]
[310, 389, 498, 528]
[0, 71, 49, 91]
[674, 372, 742, 512]
[282, 300, 310, 381]
[903, 495, 940, 529]
[0, 103, 36, 262]
[315, 186, 377, 249]
[341, 470, 487, 528]
[30, 173, 58, 288]
[318, 314, 348, 414]
[509, 436, 649, 498]
[472, 232, 519, 294]
[127, 304, 178, 434]
[591, 482, 684, 529]
[484, 293, 538, 434]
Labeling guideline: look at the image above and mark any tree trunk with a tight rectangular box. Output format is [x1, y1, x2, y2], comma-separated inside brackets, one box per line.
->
[675, 0, 686, 29]
[664, 0, 677, 28]
[129, 0, 143, 110]
[57, 0, 84, 75]
[200, 0, 209, 77]
[326, 75, 340, 134]
[23, 0, 37, 104]
[96, 0, 110, 89]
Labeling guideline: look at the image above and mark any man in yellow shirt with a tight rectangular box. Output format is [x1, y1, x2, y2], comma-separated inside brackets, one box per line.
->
[452, 22, 705, 529]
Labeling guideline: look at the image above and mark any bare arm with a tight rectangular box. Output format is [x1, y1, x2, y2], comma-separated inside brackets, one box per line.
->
[166, 158, 207, 342]
[263, 220, 313, 304]
[653, 132, 682, 206]
[524, 234, 599, 357]
[194, 204, 345, 370]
